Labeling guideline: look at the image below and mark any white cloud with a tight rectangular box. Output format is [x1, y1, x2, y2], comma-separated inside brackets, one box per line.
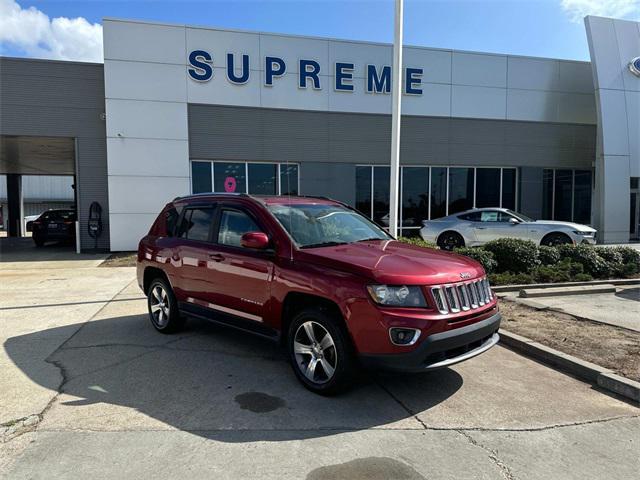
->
[560, 0, 640, 23]
[0, 0, 103, 62]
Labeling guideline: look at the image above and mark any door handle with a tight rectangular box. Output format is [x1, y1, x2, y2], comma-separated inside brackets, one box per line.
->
[476, 227, 487, 230]
[209, 253, 225, 262]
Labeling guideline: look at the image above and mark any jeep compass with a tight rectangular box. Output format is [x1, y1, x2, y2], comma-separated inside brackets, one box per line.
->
[137, 194, 501, 394]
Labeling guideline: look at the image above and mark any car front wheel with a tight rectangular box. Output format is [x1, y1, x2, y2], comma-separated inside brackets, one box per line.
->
[287, 307, 355, 395]
[541, 232, 572, 247]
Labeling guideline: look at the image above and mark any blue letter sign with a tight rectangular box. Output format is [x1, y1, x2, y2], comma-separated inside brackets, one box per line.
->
[227, 53, 250, 84]
[335, 62, 354, 91]
[188, 50, 213, 81]
[405, 67, 423, 95]
[265, 56, 286, 85]
[366, 65, 391, 93]
[299, 59, 321, 89]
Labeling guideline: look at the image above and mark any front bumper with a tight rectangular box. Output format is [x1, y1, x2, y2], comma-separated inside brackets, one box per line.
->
[359, 312, 501, 372]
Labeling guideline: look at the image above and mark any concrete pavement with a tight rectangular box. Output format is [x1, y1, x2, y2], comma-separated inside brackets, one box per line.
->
[1, 261, 638, 479]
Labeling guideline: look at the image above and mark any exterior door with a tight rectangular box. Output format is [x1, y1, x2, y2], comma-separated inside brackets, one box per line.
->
[171, 205, 217, 304]
[474, 210, 530, 243]
[631, 192, 639, 240]
[204, 205, 274, 325]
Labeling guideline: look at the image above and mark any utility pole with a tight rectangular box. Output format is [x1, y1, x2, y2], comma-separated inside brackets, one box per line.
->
[388, 0, 403, 237]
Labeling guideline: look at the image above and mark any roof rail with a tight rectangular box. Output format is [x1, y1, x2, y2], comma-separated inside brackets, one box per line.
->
[172, 192, 250, 201]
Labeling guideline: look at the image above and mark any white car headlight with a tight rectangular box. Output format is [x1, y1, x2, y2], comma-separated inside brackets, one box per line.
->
[573, 230, 594, 236]
[367, 285, 427, 307]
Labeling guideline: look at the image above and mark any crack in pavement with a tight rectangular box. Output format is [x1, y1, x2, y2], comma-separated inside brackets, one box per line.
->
[1, 280, 136, 444]
[375, 378, 518, 479]
[456, 429, 516, 480]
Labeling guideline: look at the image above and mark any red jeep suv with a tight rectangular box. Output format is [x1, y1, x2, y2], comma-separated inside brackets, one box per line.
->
[137, 194, 500, 394]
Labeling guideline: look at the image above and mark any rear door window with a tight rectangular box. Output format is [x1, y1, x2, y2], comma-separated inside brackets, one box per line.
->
[177, 207, 215, 242]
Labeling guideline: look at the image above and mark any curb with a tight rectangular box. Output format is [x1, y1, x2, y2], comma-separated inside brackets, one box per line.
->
[518, 284, 617, 298]
[499, 330, 640, 404]
[493, 278, 640, 293]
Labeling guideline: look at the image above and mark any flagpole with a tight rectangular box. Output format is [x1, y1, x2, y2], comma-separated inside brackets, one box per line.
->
[388, 0, 403, 238]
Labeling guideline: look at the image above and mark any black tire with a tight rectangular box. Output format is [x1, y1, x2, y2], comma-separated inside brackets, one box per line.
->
[146, 277, 185, 334]
[541, 232, 572, 247]
[437, 231, 465, 250]
[287, 307, 355, 395]
[33, 236, 45, 247]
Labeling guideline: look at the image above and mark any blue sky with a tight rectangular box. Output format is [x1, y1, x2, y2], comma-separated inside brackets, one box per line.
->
[1, 0, 639, 62]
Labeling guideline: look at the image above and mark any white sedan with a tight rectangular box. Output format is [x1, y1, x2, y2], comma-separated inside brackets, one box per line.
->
[420, 208, 597, 250]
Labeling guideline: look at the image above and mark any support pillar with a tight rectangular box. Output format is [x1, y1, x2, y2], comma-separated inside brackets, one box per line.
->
[6, 174, 23, 237]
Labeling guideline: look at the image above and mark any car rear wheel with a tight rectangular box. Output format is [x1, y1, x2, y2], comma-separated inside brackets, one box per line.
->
[437, 231, 465, 250]
[147, 277, 184, 334]
[541, 232, 572, 247]
[287, 308, 355, 395]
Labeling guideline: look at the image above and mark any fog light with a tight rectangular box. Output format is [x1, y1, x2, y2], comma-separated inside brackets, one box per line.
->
[389, 328, 421, 346]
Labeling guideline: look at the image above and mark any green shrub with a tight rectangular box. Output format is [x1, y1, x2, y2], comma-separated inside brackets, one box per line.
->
[538, 245, 560, 266]
[594, 246, 624, 276]
[557, 244, 610, 278]
[454, 247, 497, 273]
[488, 271, 534, 286]
[574, 273, 594, 282]
[534, 265, 571, 283]
[397, 237, 438, 249]
[608, 246, 640, 275]
[483, 238, 540, 273]
[622, 262, 640, 276]
[532, 259, 588, 283]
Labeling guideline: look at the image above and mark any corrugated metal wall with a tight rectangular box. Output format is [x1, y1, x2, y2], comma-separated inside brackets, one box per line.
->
[189, 105, 596, 168]
[0, 175, 74, 201]
[189, 105, 596, 205]
[0, 58, 109, 250]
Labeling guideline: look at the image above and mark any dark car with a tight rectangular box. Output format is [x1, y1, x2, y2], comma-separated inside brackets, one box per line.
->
[137, 194, 500, 394]
[31, 209, 77, 247]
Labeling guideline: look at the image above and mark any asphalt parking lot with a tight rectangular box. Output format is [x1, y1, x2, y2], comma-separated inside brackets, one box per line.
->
[1, 253, 639, 479]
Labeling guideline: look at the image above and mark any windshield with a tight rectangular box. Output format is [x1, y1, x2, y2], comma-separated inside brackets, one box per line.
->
[507, 210, 535, 222]
[267, 203, 391, 248]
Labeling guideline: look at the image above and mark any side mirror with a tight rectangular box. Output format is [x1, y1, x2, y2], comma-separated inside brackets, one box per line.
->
[509, 217, 520, 225]
[241, 231, 270, 249]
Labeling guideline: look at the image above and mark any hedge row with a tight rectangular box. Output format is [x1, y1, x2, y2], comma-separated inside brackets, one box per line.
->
[397, 237, 640, 285]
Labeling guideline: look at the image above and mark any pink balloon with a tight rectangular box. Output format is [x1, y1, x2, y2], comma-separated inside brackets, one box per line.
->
[224, 176, 237, 192]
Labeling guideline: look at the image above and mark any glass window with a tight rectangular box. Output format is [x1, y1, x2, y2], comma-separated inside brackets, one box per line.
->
[554, 169, 573, 221]
[458, 211, 481, 221]
[191, 161, 212, 194]
[501, 169, 516, 210]
[248, 163, 277, 195]
[448, 168, 474, 215]
[401, 167, 429, 227]
[179, 208, 214, 242]
[280, 164, 299, 195]
[164, 207, 180, 237]
[573, 170, 592, 225]
[542, 169, 554, 220]
[475, 168, 500, 208]
[217, 209, 261, 247]
[214, 162, 246, 193]
[480, 211, 499, 222]
[430, 167, 447, 219]
[355, 166, 372, 218]
[373, 166, 390, 226]
[268, 203, 390, 248]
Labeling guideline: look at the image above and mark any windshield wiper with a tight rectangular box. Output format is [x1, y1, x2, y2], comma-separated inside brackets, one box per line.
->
[300, 241, 349, 249]
[356, 237, 386, 242]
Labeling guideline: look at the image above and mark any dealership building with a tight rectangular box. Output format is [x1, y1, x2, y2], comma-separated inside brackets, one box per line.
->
[0, 15, 638, 251]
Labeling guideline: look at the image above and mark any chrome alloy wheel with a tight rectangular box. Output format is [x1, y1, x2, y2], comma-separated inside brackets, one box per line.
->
[149, 285, 170, 328]
[293, 321, 337, 384]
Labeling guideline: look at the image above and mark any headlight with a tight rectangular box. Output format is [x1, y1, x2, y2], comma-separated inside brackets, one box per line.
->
[367, 285, 427, 307]
[573, 230, 594, 236]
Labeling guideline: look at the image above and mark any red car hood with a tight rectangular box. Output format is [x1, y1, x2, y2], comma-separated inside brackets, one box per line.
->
[298, 240, 485, 285]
